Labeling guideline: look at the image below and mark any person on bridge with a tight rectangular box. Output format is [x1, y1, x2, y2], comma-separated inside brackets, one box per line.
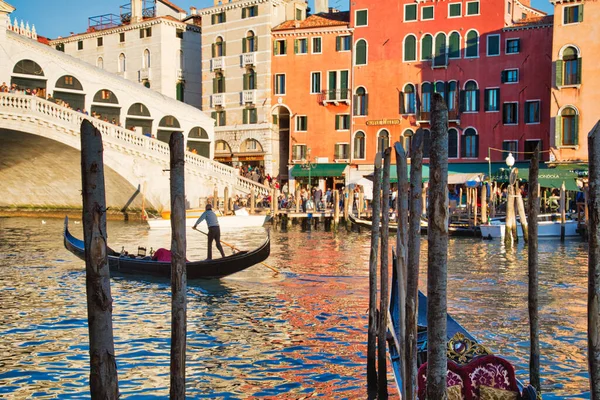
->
[192, 204, 226, 260]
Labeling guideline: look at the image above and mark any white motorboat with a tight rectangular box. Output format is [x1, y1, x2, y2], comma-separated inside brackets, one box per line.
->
[146, 208, 270, 230]
[480, 214, 580, 239]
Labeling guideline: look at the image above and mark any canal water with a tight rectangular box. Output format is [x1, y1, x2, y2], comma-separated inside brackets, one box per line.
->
[0, 217, 590, 398]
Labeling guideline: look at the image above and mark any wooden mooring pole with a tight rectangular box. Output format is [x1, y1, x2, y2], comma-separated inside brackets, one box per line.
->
[80, 119, 119, 399]
[333, 189, 340, 231]
[527, 146, 541, 394]
[367, 153, 383, 398]
[560, 182, 566, 242]
[588, 121, 600, 397]
[405, 129, 423, 400]
[378, 148, 391, 400]
[394, 137, 409, 400]
[426, 93, 449, 400]
[505, 185, 516, 247]
[517, 188, 529, 243]
[169, 132, 187, 400]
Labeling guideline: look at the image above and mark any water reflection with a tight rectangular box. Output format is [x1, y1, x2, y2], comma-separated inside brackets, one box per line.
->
[0, 217, 591, 398]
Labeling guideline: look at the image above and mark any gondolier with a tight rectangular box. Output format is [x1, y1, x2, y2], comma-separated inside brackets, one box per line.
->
[193, 204, 226, 260]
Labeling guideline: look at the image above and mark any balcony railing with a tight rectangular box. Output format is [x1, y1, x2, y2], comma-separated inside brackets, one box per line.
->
[211, 93, 224, 107]
[138, 68, 150, 81]
[211, 57, 224, 71]
[242, 52, 256, 67]
[242, 89, 256, 104]
[319, 89, 351, 105]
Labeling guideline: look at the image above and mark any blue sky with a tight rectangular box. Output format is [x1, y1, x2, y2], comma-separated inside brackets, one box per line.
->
[8, 0, 554, 39]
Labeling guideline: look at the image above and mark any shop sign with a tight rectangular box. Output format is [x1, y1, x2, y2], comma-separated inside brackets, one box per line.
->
[238, 155, 264, 161]
[366, 119, 401, 126]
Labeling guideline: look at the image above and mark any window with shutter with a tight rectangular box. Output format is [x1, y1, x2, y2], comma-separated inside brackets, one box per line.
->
[564, 4, 583, 24]
[404, 35, 417, 61]
[448, 128, 458, 158]
[422, 6, 434, 20]
[449, 32, 461, 59]
[421, 35, 433, 60]
[355, 40, 367, 65]
[312, 37, 322, 53]
[506, 38, 520, 54]
[449, 3, 462, 17]
[356, 10, 368, 26]
[466, 30, 479, 58]
[405, 4, 417, 21]
[434, 33, 447, 67]
[466, 1, 480, 15]
[487, 34, 500, 56]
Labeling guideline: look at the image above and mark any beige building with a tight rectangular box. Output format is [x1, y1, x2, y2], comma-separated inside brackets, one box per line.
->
[199, 0, 307, 177]
[49, 0, 202, 111]
[550, 0, 599, 164]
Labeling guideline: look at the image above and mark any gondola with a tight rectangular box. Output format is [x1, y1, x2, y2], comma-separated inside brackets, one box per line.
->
[63, 217, 270, 280]
[387, 255, 537, 399]
[348, 214, 480, 237]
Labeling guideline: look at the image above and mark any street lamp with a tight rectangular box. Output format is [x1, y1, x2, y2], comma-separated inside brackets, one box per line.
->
[505, 152, 515, 169]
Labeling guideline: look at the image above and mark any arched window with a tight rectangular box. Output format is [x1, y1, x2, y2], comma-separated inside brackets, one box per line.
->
[559, 46, 581, 86]
[448, 32, 461, 59]
[404, 35, 416, 62]
[243, 68, 256, 90]
[421, 34, 433, 60]
[434, 33, 447, 67]
[401, 84, 416, 114]
[157, 115, 181, 143]
[55, 75, 83, 91]
[241, 138, 263, 152]
[461, 128, 479, 158]
[118, 53, 126, 72]
[423, 129, 431, 158]
[421, 82, 433, 113]
[378, 129, 390, 153]
[215, 140, 231, 153]
[214, 72, 225, 94]
[97, 57, 104, 69]
[126, 103, 152, 136]
[13, 59, 44, 76]
[462, 81, 479, 112]
[557, 106, 579, 146]
[402, 129, 413, 157]
[354, 87, 368, 116]
[354, 131, 366, 159]
[448, 128, 459, 158]
[465, 30, 479, 58]
[434, 81, 446, 104]
[355, 39, 367, 65]
[143, 49, 151, 68]
[187, 127, 210, 157]
[91, 90, 120, 123]
[447, 81, 457, 112]
[213, 36, 225, 57]
[243, 31, 257, 53]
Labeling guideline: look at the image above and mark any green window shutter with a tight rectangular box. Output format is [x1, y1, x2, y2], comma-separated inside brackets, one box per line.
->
[335, 115, 340, 130]
[422, 36, 432, 60]
[336, 37, 341, 51]
[294, 39, 299, 54]
[283, 40, 287, 54]
[222, 41, 226, 56]
[250, 109, 257, 124]
[340, 71, 349, 90]
[405, 36, 416, 61]
[353, 95, 358, 115]
[211, 14, 216, 24]
[475, 89, 480, 111]
[223, 12, 226, 22]
[273, 40, 278, 55]
[399, 91, 405, 114]
[243, 73, 248, 90]
[254, 37, 258, 51]
[364, 94, 368, 115]
[459, 90, 466, 112]
[211, 111, 216, 120]
[357, 10, 367, 26]
[574, 115, 579, 145]
[577, 58, 582, 84]
[474, 135, 479, 158]
[211, 43, 215, 58]
[213, 78, 217, 93]
[555, 60, 563, 87]
[243, 110, 248, 124]
[555, 115, 562, 146]
[579, 5, 584, 22]
[501, 70, 506, 83]
[524, 102, 530, 122]
[242, 7, 246, 18]
[222, 78, 226, 93]
[242, 38, 247, 53]
[484, 89, 489, 111]
[460, 135, 467, 157]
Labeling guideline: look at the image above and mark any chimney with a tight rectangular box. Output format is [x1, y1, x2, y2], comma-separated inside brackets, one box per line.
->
[131, 0, 143, 23]
[314, 0, 328, 14]
[190, 6, 197, 15]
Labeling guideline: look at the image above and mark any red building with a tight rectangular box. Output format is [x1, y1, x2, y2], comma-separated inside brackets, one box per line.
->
[350, 0, 553, 179]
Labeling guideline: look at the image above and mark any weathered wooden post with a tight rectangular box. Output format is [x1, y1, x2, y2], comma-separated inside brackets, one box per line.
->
[516, 188, 529, 243]
[274, 189, 280, 217]
[295, 187, 301, 214]
[560, 182, 566, 242]
[169, 132, 187, 399]
[473, 187, 478, 226]
[587, 121, 600, 397]
[250, 188, 256, 214]
[213, 186, 219, 209]
[378, 148, 391, 399]
[491, 182, 497, 218]
[481, 182, 487, 224]
[405, 130, 423, 400]
[224, 186, 229, 215]
[467, 187, 472, 225]
[344, 188, 350, 222]
[459, 187, 463, 209]
[527, 146, 541, 394]
[333, 189, 340, 229]
[271, 188, 276, 215]
[394, 137, 409, 400]
[426, 93, 449, 400]
[505, 185, 516, 247]
[367, 153, 383, 397]
[80, 120, 119, 399]
[422, 183, 428, 217]
[358, 192, 364, 219]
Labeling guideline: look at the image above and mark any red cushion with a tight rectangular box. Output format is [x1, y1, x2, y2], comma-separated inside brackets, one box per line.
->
[417, 360, 464, 400]
[461, 355, 519, 399]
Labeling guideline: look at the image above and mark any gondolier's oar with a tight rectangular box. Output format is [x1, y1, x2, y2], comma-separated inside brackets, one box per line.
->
[192, 227, 279, 275]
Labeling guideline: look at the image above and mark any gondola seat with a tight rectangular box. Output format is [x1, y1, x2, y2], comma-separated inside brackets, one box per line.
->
[417, 360, 466, 400]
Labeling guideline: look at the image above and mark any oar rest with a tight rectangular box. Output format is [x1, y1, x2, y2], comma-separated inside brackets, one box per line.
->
[417, 332, 537, 400]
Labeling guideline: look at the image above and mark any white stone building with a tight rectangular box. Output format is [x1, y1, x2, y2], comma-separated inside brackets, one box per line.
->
[49, 0, 202, 110]
[199, 0, 308, 178]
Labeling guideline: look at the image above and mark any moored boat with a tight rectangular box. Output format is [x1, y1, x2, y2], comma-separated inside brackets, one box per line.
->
[480, 213, 580, 239]
[349, 214, 479, 237]
[147, 208, 271, 230]
[63, 217, 270, 279]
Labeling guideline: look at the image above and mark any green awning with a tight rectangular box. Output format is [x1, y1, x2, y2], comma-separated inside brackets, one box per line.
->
[516, 167, 580, 191]
[291, 163, 347, 178]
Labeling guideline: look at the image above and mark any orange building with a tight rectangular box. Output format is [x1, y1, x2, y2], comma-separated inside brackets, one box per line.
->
[550, 0, 599, 164]
[271, 11, 352, 188]
[350, 0, 553, 179]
